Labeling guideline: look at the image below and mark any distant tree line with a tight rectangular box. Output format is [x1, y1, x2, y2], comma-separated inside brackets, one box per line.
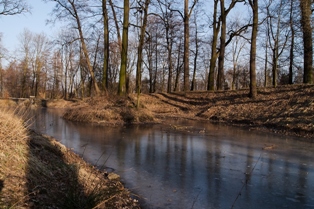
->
[0, 0, 313, 100]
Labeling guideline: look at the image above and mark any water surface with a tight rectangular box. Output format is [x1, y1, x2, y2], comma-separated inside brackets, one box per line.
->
[32, 108, 314, 209]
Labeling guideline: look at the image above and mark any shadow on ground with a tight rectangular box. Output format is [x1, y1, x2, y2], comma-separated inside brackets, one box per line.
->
[0, 180, 3, 192]
[25, 133, 93, 208]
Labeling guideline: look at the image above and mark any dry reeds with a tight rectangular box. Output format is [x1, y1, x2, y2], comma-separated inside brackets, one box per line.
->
[62, 95, 157, 125]
[0, 103, 140, 208]
[0, 106, 30, 207]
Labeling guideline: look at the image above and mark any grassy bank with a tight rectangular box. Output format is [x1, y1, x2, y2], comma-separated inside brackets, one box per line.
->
[0, 106, 140, 208]
[61, 85, 314, 139]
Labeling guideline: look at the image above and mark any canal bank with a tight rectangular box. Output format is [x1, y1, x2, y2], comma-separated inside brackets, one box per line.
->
[0, 108, 140, 209]
[60, 85, 314, 140]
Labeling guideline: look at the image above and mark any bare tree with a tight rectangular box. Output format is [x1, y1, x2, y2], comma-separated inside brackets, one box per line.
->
[135, 0, 151, 107]
[182, 0, 198, 92]
[168, 0, 198, 92]
[144, 17, 158, 93]
[265, 0, 289, 87]
[144, 16, 165, 93]
[17, 29, 51, 98]
[288, 0, 295, 84]
[108, 0, 122, 49]
[50, 51, 62, 98]
[18, 28, 32, 97]
[207, 0, 220, 91]
[217, 0, 245, 90]
[45, 0, 100, 95]
[173, 35, 183, 92]
[248, 0, 257, 99]
[190, 7, 202, 91]
[102, 0, 109, 91]
[230, 34, 246, 90]
[155, 0, 178, 93]
[31, 33, 50, 97]
[118, 0, 129, 96]
[0, 0, 30, 16]
[55, 30, 78, 99]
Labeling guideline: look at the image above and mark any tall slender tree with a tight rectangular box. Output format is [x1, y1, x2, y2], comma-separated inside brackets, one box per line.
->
[46, 0, 100, 95]
[299, 0, 313, 84]
[118, 0, 130, 96]
[288, 0, 294, 84]
[109, 0, 122, 49]
[136, 0, 150, 107]
[248, 0, 258, 99]
[183, 0, 198, 92]
[207, 0, 220, 91]
[18, 29, 32, 98]
[102, 0, 109, 92]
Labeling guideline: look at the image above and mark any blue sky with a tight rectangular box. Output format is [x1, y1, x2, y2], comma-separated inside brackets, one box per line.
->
[0, 0, 58, 52]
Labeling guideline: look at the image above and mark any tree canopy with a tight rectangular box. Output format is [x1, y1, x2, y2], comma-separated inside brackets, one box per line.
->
[0, 0, 312, 99]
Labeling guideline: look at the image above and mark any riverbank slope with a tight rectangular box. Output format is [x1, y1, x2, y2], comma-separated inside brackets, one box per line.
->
[61, 85, 314, 139]
[0, 108, 140, 208]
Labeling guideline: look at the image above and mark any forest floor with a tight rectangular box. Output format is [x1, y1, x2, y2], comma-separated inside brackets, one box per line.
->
[60, 84, 314, 140]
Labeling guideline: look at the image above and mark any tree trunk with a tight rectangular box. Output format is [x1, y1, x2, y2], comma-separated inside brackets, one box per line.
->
[272, 47, 278, 87]
[299, 0, 313, 84]
[166, 28, 173, 93]
[109, 0, 122, 50]
[118, 0, 129, 96]
[191, 19, 198, 91]
[249, 0, 258, 99]
[183, 0, 190, 92]
[217, 0, 226, 90]
[174, 39, 182, 92]
[288, 0, 294, 84]
[207, 0, 219, 91]
[272, 6, 281, 87]
[264, 39, 268, 87]
[70, 1, 100, 95]
[136, 0, 150, 107]
[102, 0, 109, 91]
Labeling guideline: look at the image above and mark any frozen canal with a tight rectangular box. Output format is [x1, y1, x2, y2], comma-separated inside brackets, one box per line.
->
[32, 108, 314, 209]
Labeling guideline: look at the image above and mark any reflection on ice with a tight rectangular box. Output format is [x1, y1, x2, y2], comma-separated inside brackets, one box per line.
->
[32, 108, 314, 209]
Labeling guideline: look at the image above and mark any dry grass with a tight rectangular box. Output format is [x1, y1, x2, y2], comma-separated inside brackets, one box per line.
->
[0, 105, 140, 208]
[45, 99, 75, 108]
[63, 96, 156, 125]
[0, 106, 30, 207]
[107, 86, 312, 138]
[0, 99, 17, 107]
[61, 85, 314, 138]
[195, 85, 314, 136]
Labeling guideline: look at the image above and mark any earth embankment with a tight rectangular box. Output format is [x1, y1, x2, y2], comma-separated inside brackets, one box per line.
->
[61, 85, 314, 139]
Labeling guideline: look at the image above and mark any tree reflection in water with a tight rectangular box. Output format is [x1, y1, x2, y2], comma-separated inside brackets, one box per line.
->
[32, 109, 314, 209]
